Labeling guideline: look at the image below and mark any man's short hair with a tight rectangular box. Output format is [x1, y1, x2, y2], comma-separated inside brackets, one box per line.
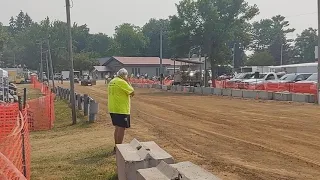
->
[117, 68, 128, 77]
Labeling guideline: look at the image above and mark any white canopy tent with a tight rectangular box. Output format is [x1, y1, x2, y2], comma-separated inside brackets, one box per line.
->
[0, 68, 9, 102]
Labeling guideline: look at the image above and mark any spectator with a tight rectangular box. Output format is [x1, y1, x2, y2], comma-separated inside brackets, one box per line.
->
[108, 68, 135, 153]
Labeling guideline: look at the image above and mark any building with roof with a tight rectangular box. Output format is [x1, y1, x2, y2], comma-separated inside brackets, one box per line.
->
[269, 62, 318, 73]
[101, 56, 182, 78]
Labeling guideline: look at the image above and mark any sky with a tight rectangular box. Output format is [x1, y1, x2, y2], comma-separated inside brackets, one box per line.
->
[0, 0, 318, 38]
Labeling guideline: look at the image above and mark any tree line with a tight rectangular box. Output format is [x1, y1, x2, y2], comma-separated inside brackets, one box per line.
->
[0, 0, 318, 75]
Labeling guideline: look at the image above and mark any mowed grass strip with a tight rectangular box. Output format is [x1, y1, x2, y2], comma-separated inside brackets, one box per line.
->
[30, 100, 117, 180]
[17, 84, 43, 100]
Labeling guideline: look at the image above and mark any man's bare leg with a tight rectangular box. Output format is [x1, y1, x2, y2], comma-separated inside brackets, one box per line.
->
[114, 127, 118, 144]
[116, 127, 126, 144]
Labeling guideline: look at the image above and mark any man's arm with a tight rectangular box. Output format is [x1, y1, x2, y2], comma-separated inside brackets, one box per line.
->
[118, 80, 134, 96]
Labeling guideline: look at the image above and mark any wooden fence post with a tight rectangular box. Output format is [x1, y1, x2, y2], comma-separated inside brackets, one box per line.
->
[84, 94, 89, 116]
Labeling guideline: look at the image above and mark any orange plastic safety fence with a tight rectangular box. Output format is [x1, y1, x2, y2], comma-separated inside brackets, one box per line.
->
[0, 105, 31, 180]
[27, 93, 55, 131]
[215, 80, 318, 96]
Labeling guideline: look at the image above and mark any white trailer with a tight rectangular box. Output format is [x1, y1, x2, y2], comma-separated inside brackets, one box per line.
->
[61, 71, 70, 80]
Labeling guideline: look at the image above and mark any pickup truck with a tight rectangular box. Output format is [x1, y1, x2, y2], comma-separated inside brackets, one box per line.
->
[238, 72, 283, 89]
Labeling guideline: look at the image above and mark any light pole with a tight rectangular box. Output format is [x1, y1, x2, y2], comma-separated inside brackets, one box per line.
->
[47, 39, 55, 91]
[66, 0, 77, 124]
[160, 28, 163, 85]
[318, 0, 320, 104]
[280, 44, 283, 65]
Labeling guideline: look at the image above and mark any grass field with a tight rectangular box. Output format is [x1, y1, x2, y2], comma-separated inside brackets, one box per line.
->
[29, 97, 117, 179]
[17, 84, 43, 100]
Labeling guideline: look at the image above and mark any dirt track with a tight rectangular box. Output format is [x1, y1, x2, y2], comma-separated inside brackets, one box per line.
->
[62, 81, 320, 180]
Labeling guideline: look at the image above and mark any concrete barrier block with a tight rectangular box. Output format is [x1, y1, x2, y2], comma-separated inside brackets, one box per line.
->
[162, 85, 168, 91]
[137, 161, 220, 180]
[308, 94, 316, 103]
[292, 93, 315, 103]
[155, 84, 162, 89]
[170, 85, 178, 92]
[116, 139, 174, 180]
[212, 88, 222, 96]
[231, 89, 243, 98]
[222, 89, 232, 96]
[257, 91, 274, 100]
[202, 87, 212, 95]
[151, 84, 156, 88]
[274, 92, 292, 101]
[242, 90, 257, 99]
[194, 87, 203, 94]
[182, 86, 194, 93]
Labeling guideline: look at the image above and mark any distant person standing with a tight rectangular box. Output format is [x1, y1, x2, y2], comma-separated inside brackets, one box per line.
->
[108, 68, 135, 153]
[60, 75, 63, 84]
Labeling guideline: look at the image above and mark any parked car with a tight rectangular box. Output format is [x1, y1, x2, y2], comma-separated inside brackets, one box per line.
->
[269, 73, 312, 83]
[74, 75, 80, 83]
[296, 73, 318, 83]
[241, 72, 280, 85]
[54, 73, 61, 80]
[80, 75, 96, 86]
[227, 72, 254, 83]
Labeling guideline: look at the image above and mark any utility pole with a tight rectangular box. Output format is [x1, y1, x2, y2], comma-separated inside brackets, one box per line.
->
[232, 43, 236, 74]
[160, 28, 163, 85]
[66, 0, 77, 124]
[13, 53, 16, 67]
[199, 47, 202, 86]
[40, 42, 43, 82]
[280, 44, 283, 65]
[47, 39, 55, 91]
[318, 0, 320, 104]
[45, 52, 50, 86]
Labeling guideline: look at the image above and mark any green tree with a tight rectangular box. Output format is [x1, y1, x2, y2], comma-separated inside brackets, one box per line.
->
[294, 28, 318, 63]
[245, 50, 275, 66]
[9, 17, 16, 34]
[142, 18, 172, 58]
[251, 15, 295, 65]
[113, 23, 148, 56]
[85, 33, 112, 56]
[73, 52, 99, 72]
[15, 11, 25, 32]
[24, 13, 33, 28]
[170, 0, 259, 83]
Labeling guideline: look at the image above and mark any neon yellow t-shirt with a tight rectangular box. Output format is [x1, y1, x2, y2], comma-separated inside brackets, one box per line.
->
[108, 77, 134, 115]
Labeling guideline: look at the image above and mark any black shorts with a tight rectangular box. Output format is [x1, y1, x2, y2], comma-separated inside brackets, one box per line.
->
[110, 113, 131, 128]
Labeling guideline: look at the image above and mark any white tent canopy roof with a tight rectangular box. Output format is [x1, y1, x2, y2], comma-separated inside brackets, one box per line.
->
[0, 68, 8, 78]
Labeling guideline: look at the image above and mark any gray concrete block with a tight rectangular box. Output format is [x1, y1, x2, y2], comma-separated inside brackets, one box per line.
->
[292, 93, 315, 103]
[162, 85, 168, 91]
[155, 84, 162, 89]
[308, 94, 316, 103]
[137, 161, 220, 180]
[242, 90, 257, 99]
[222, 88, 232, 96]
[202, 87, 213, 95]
[151, 84, 156, 88]
[256, 91, 274, 100]
[182, 86, 194, 93]
[212, 88, 222, 96]
[231, 89, 243, 98]
[116, 139, 174, 180]
[274, 92, 292, 101]
[194, 87, 203, 94]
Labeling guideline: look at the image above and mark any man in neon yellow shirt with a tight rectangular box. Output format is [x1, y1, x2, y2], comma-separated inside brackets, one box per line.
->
[108, 68, 134, 151]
